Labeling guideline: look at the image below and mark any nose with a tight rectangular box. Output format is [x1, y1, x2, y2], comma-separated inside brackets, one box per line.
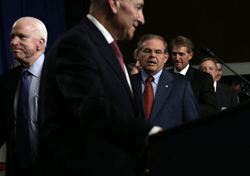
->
[138, 11, 145, 25]
[149, 51, 157, 58]
[176, 54, 181, 61]
[11, 36, 19, 46]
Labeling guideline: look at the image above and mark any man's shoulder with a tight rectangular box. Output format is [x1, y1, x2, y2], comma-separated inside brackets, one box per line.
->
[0, 66, 21, 80]
[0, 66, 22, 90]
[218, 82, 235, 93]
[131, 72, 142, 83]
[166, 69, 187, 79]
[189, 66, 212, 80]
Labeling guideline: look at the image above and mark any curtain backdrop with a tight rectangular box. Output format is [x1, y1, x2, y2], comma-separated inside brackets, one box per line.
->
[0, 0, 66, 75]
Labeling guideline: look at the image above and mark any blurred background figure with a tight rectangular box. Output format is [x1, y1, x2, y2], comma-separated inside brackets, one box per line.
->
[231, 81, 250, 103]
[199, 57, 238, 111]
[215, 62, 222, 82]
[128, 63, 139, 75]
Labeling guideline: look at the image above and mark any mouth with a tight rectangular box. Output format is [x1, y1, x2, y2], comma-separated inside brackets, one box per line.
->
[12, 48, 22, 52]
[147, 61, 156, 65]
[174, 61, 182, 65]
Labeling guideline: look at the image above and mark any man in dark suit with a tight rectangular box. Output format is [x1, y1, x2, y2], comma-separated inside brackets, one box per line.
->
[168, 36, 217, 117]
[0, 17, 47, 175]
[132, 34, 200, 130]
[38, 0, 162, 175]
[199, 58, 238, 111]
[231, 81, 250, 103]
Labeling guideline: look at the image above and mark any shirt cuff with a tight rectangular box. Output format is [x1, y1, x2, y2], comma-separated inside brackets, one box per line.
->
[148, 126, 163, 136]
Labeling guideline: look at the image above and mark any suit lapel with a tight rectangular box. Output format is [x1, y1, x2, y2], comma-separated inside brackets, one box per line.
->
[149, 70, 174, 122]
[185, 66, 195, 83]
[83, 18, 135, 104]
[132, 73, 146, 120]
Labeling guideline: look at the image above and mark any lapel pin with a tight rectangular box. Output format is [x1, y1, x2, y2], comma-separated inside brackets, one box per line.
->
[165, 85, 168, 88]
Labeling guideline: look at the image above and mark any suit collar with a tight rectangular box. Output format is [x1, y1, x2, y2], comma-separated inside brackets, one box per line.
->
[185, 65, 195, 82]
[173, 64, 190, 75]
[87, 14, 113, 44]
[141, 69, 162, 85]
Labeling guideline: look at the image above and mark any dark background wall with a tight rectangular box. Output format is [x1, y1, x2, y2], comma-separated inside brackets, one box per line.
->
[64, 0, 250, 67]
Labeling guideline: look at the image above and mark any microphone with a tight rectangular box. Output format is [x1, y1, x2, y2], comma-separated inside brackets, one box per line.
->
[202, 46, 250, 85]
[202, 46, 215, 58]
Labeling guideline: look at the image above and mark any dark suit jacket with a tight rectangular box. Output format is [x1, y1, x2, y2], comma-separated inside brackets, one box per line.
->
[238, 93, 250, 103]
[38, 17, 153, 176]
[216, 82, 238, 111]
[132, 69, 200, 130]
[0, 66, 24, 175]
[169, 66, 217, 117]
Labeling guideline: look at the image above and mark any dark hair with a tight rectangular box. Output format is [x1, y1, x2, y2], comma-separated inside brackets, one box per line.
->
[170, 36, 194, 53]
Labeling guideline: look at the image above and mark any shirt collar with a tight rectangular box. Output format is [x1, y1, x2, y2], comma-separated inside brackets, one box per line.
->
[141, 69, 163, 85]
[174, 64, 190, 75]
[87, 14, 114, 44]
[21, 54, 45, 78]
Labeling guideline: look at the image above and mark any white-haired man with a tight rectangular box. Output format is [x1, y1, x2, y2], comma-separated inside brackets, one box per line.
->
[0, 17, 47, 175]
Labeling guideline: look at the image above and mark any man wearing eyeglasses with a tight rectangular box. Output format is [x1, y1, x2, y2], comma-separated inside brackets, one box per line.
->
[132, 34, 200, 130]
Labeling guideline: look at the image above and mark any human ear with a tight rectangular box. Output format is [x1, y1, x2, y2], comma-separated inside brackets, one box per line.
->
[108, 0, 120, 14]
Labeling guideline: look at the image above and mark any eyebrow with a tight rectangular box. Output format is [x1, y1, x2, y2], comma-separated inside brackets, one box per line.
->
[135, 2, 144, 9]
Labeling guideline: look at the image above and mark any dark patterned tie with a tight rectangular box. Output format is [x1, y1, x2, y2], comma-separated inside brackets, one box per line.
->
[16, 70, 31, 170]
[143, 76, 154, 121]
[110, 41, 126, 75]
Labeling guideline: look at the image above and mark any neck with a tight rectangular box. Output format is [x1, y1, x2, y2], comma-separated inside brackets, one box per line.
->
[89, 8, 119, 40]
[20, 51, 44, 69]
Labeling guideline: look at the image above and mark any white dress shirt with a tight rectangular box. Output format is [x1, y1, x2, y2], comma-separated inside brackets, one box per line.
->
[174, 64, 190, 75]
[141, 69, 163, 98]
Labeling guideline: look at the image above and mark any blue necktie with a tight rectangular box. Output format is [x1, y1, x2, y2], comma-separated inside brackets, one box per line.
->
[16, 70, 31, 170]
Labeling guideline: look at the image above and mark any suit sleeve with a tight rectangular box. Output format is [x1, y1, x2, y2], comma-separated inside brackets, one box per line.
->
[183, 80, 201, 121]
[230, 87, 239, 107]
[199, 74, 218, 117]
[0, 79, 6, 147]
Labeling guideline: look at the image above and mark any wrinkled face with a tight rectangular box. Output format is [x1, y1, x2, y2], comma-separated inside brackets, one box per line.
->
[138, 39, 168, 76]
[116, 0, 145, 40]
[171, 46, 193, 72]
[200, 60, 218, 82]
[215, 63, 222, 81]
[10, 19, 39, 65]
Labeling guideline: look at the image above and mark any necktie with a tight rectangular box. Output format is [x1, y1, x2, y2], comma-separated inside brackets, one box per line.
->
[110, 41, 126, 75]
[143, 76, 154, 121]
[16, 70, 31, 170]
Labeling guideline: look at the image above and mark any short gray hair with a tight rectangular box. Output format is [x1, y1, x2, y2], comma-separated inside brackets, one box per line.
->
[199, 57, 218, 70]
[137, 33, 168, 53]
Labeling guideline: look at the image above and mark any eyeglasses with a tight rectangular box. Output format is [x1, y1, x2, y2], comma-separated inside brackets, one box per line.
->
[140, 48, 165, 56]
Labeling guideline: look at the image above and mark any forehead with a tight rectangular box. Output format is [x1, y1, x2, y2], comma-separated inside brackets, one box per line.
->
[201, 60, 216, 67]
[11, 19, 35, 34]
[130, 0, 144, 5]
[216, 63, 222, 69]
[143, 39, 164, 49]
[172, 46, 188, 53]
